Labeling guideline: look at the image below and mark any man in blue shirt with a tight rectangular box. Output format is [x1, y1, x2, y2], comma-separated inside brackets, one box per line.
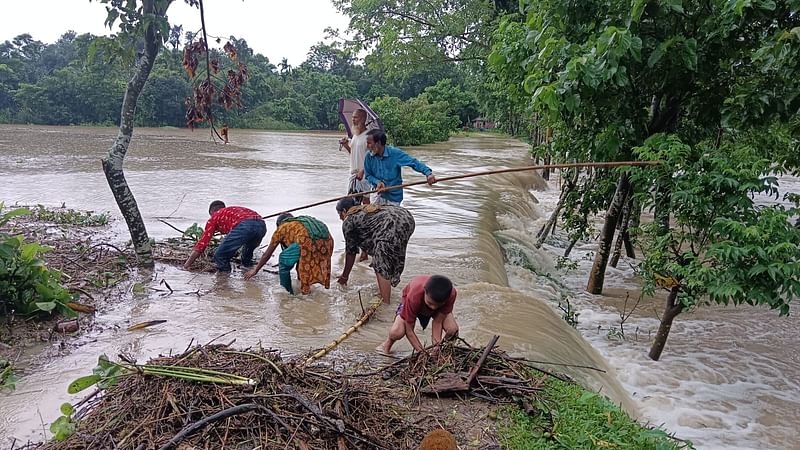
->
[364, 129, 437, 205]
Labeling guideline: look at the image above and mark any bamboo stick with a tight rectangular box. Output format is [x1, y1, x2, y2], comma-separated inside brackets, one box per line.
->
[303, 300, 383, 366]
[263, 160, 659, 219]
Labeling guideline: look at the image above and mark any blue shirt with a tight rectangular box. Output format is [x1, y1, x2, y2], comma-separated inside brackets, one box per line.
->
[364, 146, 432, 203]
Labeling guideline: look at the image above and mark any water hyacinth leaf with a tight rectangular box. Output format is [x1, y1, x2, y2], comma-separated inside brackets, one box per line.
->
[49, 415, 76, 442]
[94, 355, 121, 376]
[90, 355, 126, 388]
[59, 302, 80, 319]
[0, 243, 16, 259]
[67, 375, 101, 394]
[34, 301, 57, 313]
[1, 372, 18, 391]
[60, 402, 74, 416]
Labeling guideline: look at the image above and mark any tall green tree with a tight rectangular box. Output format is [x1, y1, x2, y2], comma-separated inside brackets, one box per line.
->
[492, 0, 800, 358]
[332, 0, 508, 69]
[422, 78, 479, 126]
[94, 0, 176, 266]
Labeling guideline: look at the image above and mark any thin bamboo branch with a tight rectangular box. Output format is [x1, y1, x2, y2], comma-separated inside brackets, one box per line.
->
[263, 160, 660, 219]
[303, 300, 383, 366]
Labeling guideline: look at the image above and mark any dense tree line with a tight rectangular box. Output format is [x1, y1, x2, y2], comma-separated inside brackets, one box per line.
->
[0, 30, 478, 145]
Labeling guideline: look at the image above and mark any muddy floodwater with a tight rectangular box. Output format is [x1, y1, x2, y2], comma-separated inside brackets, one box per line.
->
[1, 125, 798, 449]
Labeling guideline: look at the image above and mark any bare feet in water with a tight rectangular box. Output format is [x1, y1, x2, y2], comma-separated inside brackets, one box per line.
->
[375, 342, 394, 357]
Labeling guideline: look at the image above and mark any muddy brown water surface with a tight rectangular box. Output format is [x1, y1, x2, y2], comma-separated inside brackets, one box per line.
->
[1, 125, 798, 449]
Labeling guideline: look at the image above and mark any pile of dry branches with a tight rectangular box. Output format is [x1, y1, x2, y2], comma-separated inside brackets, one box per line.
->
[40, 338, 554, 450]
[152, 238, 218, 273]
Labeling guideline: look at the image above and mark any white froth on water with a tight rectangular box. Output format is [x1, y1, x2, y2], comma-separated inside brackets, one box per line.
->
[497, 173, 800, 450]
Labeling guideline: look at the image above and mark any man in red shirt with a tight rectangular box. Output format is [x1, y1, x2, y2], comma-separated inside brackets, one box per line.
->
[376, 275, 459, 355]
[183, 200, 266, 272]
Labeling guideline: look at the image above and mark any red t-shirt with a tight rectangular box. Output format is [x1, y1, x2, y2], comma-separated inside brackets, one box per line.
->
[194, 206, 261, 252]
[400, 275, 457, 324]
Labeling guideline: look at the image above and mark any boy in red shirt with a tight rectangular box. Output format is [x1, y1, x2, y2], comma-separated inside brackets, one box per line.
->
[376, 275, 459, 355]
[183, 200, 266, 272]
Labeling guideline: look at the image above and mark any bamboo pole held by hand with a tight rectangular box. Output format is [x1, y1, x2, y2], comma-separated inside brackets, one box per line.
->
[263, 160, 659, 219]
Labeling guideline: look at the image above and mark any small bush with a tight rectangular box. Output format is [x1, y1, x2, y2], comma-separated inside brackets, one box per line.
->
[371, 95, 459, 146]
[0, 204, 77, 318]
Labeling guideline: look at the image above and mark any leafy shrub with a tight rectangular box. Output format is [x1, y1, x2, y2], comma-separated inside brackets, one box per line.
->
[234, 101, 310, 130]
[371, 94, 459, 146]
[0, 204, 77, 318]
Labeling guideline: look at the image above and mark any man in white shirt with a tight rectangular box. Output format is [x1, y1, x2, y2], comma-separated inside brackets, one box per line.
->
[339, 108, 373, 200]
[339, 108, 372, 261]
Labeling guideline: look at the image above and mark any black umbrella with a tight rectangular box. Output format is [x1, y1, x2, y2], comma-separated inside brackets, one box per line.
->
[338, 98, 384, 138]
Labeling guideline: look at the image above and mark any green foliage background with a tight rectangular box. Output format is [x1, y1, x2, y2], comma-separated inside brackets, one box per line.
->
[0, 33, 476, 145]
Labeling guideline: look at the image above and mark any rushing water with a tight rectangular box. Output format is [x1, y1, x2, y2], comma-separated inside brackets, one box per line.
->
[0, 125, 798, 449]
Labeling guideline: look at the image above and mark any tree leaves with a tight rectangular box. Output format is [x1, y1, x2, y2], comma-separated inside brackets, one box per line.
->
[67, 375, 101, 394]
[647, 43, 666, 67]
[631, 135, 800, 317]
[631, 0, 647, 23]
[659, 0, 684, 13]
[1, 204, 78, 318]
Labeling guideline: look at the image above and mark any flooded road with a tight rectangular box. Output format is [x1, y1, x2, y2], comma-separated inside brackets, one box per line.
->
[0, 126, 627, 445]
[0, 125, 798, 449]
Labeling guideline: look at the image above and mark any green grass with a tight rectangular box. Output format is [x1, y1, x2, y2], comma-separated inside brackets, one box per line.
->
[499, 377, 692, 450]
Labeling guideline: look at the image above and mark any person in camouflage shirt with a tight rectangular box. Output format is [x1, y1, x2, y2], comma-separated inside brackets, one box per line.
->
[335, 198, 415, 304]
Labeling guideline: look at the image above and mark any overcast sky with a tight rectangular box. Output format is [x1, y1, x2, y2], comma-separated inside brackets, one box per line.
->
[0, 0, 351, 66]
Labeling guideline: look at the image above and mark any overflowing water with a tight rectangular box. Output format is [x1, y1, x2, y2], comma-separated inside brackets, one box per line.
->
[496, 173, 800, 450]
[0, 125, 797, 449]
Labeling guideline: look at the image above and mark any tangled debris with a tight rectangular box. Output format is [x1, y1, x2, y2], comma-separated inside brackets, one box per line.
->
[40, 337, 553, 450]
[152, 238, 217, 273]
[151, 219, 222, 273]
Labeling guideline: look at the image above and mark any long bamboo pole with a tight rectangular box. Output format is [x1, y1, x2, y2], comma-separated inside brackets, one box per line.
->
[303, 299, 383, 367]
[263, 160, 659, 219]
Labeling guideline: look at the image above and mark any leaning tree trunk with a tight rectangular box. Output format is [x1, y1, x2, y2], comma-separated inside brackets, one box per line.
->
[649, 286, 683, 361]
[101, 0, 161, 267]
[542, 154, 551, 181]
[536, 169, 578, 247]
[536, 182, 565, 246]
[586, 173, 630, 294]
[610, 191, 634, 268]
[563, 237, 578, 257]
[624, 196, 641, 258]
